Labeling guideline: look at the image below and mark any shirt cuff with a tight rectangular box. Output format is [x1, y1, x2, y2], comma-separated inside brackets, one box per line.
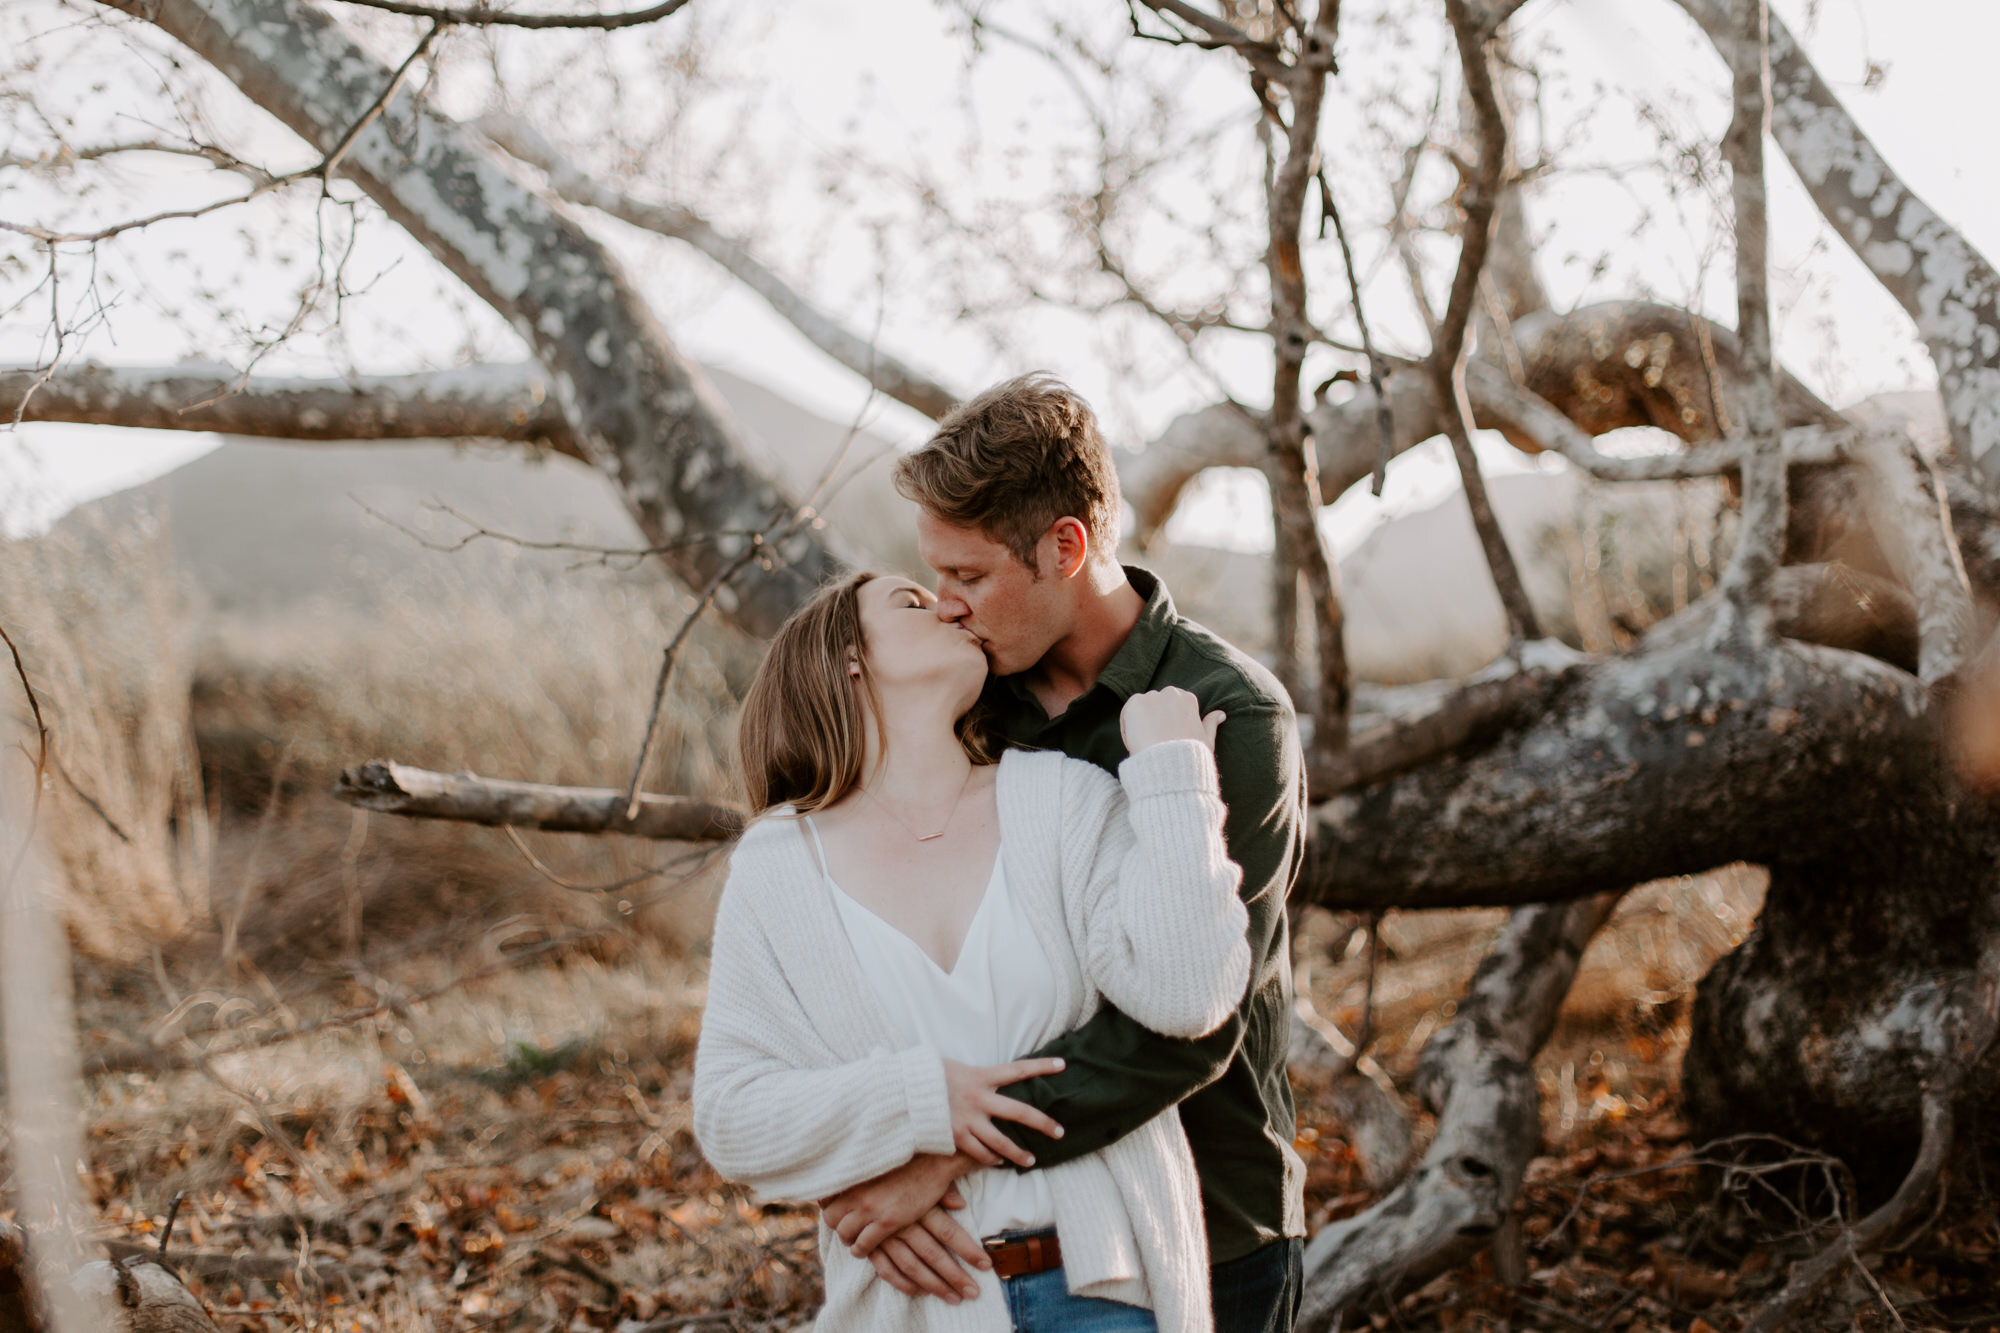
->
[896, 1045, 956, 1156]
[1118, 737, 1220, 800]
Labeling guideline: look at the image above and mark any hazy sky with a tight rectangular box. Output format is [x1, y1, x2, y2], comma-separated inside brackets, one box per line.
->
[2, 0, 1993, 550]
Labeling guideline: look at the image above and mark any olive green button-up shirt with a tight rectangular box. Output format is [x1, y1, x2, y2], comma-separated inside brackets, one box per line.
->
[985, 566, 1307, 1264]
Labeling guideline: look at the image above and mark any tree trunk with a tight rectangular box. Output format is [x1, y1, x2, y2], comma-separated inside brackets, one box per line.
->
[1681, 809, 2000, 1203]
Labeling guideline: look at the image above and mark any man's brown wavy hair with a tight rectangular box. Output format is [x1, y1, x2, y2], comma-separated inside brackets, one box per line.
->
[892, 373, 1122, 571]
[737, 571, 994, 816]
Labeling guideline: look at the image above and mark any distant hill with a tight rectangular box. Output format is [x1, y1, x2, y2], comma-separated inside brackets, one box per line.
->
[90, 365, 920, 613]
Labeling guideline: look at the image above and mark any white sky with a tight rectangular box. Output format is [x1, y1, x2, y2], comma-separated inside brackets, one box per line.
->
[3, 0, 1994, 552]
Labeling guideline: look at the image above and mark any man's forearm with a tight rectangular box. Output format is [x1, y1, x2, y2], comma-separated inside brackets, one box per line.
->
[994, 1005, 1244, 1170]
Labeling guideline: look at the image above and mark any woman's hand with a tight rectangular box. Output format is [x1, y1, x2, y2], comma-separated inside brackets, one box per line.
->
[1120, 686, 1225, 754]
[943, 1058, 1066, 1168]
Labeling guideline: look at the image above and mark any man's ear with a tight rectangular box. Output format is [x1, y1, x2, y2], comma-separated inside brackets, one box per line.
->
[1047, 517, 1090, 579]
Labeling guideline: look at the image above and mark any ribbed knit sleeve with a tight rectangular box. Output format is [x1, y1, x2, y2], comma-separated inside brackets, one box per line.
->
[691, 871, 957, 1202]
[1064, 740, 1250, 1038]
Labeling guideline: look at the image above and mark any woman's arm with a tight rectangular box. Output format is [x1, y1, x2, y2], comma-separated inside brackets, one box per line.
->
[691, 889, 957, 1202]
[1067, 730, 1251, 1038]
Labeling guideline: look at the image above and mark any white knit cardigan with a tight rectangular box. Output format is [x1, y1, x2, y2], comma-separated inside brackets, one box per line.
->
[692, 741, 1251, 1333]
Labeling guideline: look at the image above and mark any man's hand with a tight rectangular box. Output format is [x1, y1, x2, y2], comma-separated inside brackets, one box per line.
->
[822, 1153, 984, 1299]
[822, 1152, 970, 1257]
[863, 1206, 991, 1302]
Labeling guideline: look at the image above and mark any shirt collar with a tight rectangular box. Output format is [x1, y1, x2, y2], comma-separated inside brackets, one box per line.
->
[1093, 565, 1175, 700]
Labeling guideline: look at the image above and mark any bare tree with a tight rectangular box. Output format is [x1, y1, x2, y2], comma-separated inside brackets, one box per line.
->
[7, 0, 2000, 1325]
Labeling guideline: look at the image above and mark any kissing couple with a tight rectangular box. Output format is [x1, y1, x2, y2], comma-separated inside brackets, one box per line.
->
[693, 375, 1308, 1332]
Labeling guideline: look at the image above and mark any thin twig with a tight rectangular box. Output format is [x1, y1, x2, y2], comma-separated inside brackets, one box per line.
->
[501, 826, 670, 895]
[1, 619, 50, 893]
[321, 23, 442, 184]
[0, 23, 437, 246]
[327, 0, 690, 29]
[356, 496, 762, 569]
[1317, 165, 1396, 497]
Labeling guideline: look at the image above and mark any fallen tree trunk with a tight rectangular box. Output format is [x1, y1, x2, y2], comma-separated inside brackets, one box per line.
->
[333, 761, 744, 840]
[1302, 633, 1933, 911]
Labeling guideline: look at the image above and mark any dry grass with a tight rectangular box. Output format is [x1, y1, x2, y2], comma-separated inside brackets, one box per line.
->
[0, 507, 210, 960]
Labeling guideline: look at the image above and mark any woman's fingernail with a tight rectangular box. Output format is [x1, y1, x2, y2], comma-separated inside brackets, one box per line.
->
[1022, 1154, 1035, 1166]
[1052, 1127, 1064, 1139]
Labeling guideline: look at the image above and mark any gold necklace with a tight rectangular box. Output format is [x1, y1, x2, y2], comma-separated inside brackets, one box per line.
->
[859, 764, 975, 842]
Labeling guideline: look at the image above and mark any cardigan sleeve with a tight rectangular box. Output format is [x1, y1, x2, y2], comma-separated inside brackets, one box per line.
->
[1063, 740, 1250, 1039]
[691, 874, 957, 1202]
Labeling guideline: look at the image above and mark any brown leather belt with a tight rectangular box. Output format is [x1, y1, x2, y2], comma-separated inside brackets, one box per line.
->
[982, 1230, 1062, 1280]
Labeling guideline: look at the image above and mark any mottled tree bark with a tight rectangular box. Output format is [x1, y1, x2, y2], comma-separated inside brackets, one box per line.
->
[1678, 0, 2000, 499]
[3, 362, 572, 449]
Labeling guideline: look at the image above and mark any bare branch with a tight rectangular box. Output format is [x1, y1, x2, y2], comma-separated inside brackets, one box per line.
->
[1315, 167, 1396, 496]
[1463, 359, 1852, 482]
[477, 113, 960, 421]
[96, 0, 843, 639]
[1, 21, 441, 246]
[358, 496, 758, 568]
[326, 0, 691, 29]
[1745, 1090, 1951, 1331]
[1434, 0, 1541, 643]
[2, 361, 576, 450]
[0, 139, 256, 174]
[333, 761, 745, 840]
[1850, 428, 1974, 683]
[1130, 0, 1289, 79]
[1711, 0, 1786, 632]
[1250, 0, 1351, 750]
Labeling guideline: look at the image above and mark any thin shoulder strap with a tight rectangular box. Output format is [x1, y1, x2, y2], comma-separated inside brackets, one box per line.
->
[800, 814, 832, 879]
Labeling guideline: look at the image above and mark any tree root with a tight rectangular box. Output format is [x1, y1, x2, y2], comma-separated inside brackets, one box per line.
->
[1295, 893, 1620, 1330]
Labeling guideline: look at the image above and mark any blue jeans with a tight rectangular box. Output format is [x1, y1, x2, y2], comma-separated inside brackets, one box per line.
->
[1001, 1267, 1158, 1332]
[1209, 1238, 1303, 1333]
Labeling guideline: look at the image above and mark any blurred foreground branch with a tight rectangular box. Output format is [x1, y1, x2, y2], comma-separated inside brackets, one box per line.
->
[333, 761, 745, 840]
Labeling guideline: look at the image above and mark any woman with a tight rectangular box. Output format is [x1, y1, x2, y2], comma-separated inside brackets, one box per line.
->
[692, 571, 1249, 1332]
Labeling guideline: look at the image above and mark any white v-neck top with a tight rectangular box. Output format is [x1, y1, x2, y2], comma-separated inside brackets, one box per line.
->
[805, 816, 1059, 1237]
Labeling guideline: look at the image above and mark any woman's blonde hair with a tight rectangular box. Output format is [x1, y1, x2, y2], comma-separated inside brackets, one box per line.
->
[738, 571, 994, 815]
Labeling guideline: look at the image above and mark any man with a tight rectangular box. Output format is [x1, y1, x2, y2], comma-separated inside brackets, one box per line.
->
[819, 373, 1308, 1332]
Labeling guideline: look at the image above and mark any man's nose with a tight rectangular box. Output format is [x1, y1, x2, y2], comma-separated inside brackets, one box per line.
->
[934, 594, 969, 622]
